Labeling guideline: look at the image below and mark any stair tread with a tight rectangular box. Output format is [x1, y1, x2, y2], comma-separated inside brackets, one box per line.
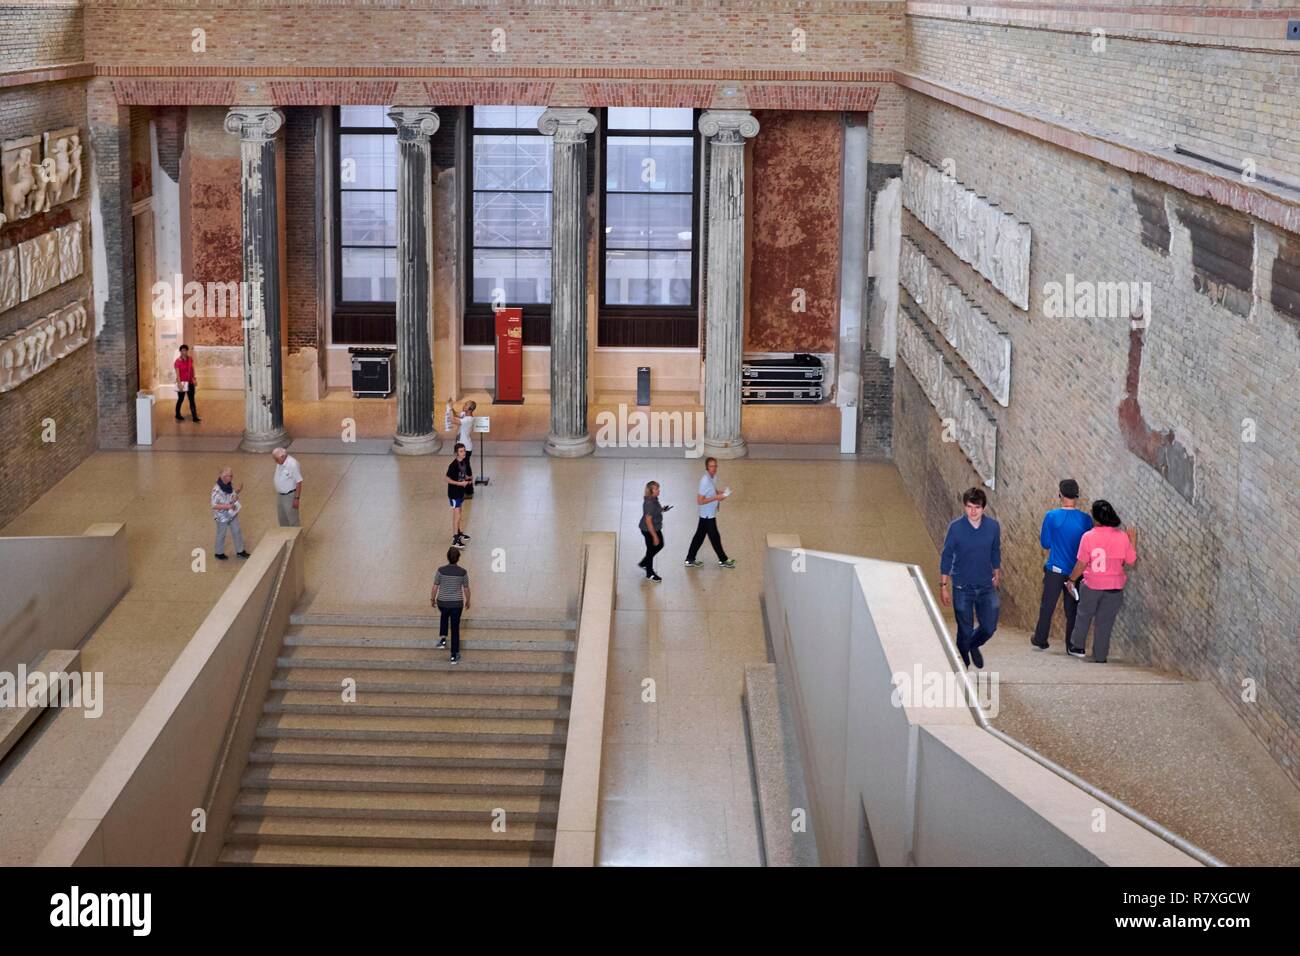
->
[234, 789, 560, 816]
[240, 763, 562, 792]
[218, 844, 550, 867]
[286, 624, 573, 646]
[258, 713, 566, 736]
[272, 666, 575, 684]
[280, 645, 573, 666]
[229, 816, 556, 842]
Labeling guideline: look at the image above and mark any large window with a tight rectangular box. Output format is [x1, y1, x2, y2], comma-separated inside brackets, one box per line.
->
[599, 107, 699, 347]
[465, 105, 552, 346]
[334, 106, 397, 343]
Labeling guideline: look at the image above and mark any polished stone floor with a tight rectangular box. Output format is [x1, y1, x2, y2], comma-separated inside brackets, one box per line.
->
[3, 444, 1296, 866]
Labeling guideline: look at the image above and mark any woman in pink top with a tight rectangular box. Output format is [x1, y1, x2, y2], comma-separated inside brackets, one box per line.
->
[1065, 500, 1137, 663]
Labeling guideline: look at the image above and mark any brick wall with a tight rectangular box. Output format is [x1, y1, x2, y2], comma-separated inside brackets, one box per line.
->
[1, 67, 96, 528]
[895, 89, 1300, 784]
[284, 106, 318, 353]
[0, 2, 83, 74]
[906, 15, 1300, 184]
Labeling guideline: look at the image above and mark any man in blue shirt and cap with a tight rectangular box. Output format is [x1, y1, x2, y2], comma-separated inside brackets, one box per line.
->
[1031, 478, 1093, 650]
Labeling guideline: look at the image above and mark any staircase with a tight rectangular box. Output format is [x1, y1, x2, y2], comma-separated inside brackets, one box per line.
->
[217, 611, 575, 866]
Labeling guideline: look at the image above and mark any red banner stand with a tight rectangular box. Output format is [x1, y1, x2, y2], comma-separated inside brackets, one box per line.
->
[493, 307, 524, 404]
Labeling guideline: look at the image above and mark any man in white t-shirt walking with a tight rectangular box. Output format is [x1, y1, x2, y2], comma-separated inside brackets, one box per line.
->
[271, 447, 303, 527]
[684, 456, 735, 569]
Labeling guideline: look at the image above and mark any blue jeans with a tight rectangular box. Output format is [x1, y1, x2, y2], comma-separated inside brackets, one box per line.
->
[952, 583, 1000, 652]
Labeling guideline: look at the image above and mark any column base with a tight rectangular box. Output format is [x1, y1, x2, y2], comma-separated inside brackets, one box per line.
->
[392, 433, 442, 456]
[544, 433, 595, 458]
[240, 428, 289, 453]
[703, 437, 747, 459]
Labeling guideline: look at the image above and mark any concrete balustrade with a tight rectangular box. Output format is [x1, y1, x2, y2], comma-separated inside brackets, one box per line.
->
[0, 522, 129, 676]
[552, 531, 615, 866]
[762, 533, 1199, 867]
[35, 529, 303, 866]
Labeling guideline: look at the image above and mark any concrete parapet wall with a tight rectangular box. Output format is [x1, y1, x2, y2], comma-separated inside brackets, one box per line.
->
[34, 528, 303, 867]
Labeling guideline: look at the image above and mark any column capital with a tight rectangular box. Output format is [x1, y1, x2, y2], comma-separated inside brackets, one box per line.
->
[387, 106, 441, 139]
[223, 106, 284, 142]
[538, 107, 597, 143]
[698, 109, 759, 145]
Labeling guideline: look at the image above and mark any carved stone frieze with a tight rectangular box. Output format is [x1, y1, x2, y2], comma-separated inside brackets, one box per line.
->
[900, 238, 1011, 406]
[902, 153, 1031, 311]
[0, 299, 89, 392]
[897, 303, 999, 488]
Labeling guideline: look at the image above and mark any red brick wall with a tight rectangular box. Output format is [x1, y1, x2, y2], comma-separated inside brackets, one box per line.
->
[747, 110, 842, 354]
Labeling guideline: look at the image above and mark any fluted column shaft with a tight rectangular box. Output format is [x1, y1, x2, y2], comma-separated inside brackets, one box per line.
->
[225, 106, 287, 452]
[389, 107, 441, 455]
[699, 110, 759, 459]
[539, 108, 597, 457]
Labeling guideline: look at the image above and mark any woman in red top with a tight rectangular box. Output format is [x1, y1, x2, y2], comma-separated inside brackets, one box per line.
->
[174, 344, 200, 422]
[1066, 499, 1137, 663]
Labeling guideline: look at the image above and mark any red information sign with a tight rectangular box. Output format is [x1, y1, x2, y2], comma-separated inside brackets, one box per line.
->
[493, 307, 524, 403]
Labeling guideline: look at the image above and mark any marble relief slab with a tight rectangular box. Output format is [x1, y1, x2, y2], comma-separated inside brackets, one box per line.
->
[900, 238, 1011, 406]
[0, 247, 19, 312]
[0, 298, 90, 393]
[2, 134, 42, 223]
[41, 126, 83, 207]
[902, 153, 1031, 311]
[18, 230, 60, 300]
[55, 221, 83, 284]
[898, 304, 998, 488]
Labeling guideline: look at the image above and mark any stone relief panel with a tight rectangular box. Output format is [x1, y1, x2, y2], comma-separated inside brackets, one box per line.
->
[902, 152, 1031, 311]
[55, 221, 83, 285]
[898, 303, 998, 488]
[0, 247, 19, 313]
[0, 299, 89, 393]
[900, 238, 1012, 406]
[2, 134, 43, 222]
[18, 230, 60, 301]
[41, 127, 83, 207]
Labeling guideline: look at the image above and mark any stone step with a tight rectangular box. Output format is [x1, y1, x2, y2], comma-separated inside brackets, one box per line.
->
[270, 669, 573, 695]
[286, 623, 574, 651]
[226, 815, 557, 851]
[248, 737, 564, 769]
[217, 843, 550, 867]
[274, 654, 574, 675]
[240, 762, 563, 795]
[264, 689, 570, 720]
[291, 610, 574, 631]
[0, 648, 81, 763]
[278, 644, 573, 672]
[256, 713, 568, 745]
[233, 788, 560, 823]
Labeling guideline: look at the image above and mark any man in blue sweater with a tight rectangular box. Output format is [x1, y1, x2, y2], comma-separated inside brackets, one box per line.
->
[1031, 478, 1093, 651]
[939, 487, 1002, 669]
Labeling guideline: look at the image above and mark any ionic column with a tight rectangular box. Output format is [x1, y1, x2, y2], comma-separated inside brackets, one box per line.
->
[388, 107, 441, 455]
[699, 110, 759, 459]
[224, 106, 288, 452]
[538, 108, 597, 457]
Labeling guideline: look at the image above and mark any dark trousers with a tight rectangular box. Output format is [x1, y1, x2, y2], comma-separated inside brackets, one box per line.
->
[640, 529, 664, 574]
[1032, 569, 1079, 648]
[437, 602, 463, 656]
[952, 583, 1000, 652]
[1072, 584, 1124, 661]
[686, 517, 728, 563]
[175, 384, 198, 419]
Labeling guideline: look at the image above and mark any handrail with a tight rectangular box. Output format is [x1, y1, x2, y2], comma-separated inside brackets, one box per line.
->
[906, 563, 1225, 868]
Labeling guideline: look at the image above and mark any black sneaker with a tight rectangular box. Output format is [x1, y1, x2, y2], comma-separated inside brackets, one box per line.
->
[1031, 640, 1049, 651]
[636, 558, 647, 569]
[647, 572, 662, 582]
[436, 637, 447, 649]
[970, 646, 984, 669]
[1067, 646, 1086, 658]
[236, 551, 251, 559]
[458, 532, 471, 540]
[449, 653, 461, 665]
[175, 415, 184, 421]
[214, 552, 229, 561]
[191, 417, 201, 423]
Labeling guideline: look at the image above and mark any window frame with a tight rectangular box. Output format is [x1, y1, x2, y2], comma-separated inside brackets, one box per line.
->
[463, 106, 555, 347]
[597, 107, 701, 348]
[332, 106, 398, 344]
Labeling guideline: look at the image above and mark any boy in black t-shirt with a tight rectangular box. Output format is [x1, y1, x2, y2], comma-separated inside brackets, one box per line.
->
[445, 443, 473, 548]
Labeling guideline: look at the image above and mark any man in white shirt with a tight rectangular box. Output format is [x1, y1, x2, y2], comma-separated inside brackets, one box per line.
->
[449, 400, 477, 498]
[271, 447, 303, 527]
[684, 457, 735, 569]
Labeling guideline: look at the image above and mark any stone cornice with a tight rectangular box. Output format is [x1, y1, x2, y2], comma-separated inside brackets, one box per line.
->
[0, 62, 95, 91]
